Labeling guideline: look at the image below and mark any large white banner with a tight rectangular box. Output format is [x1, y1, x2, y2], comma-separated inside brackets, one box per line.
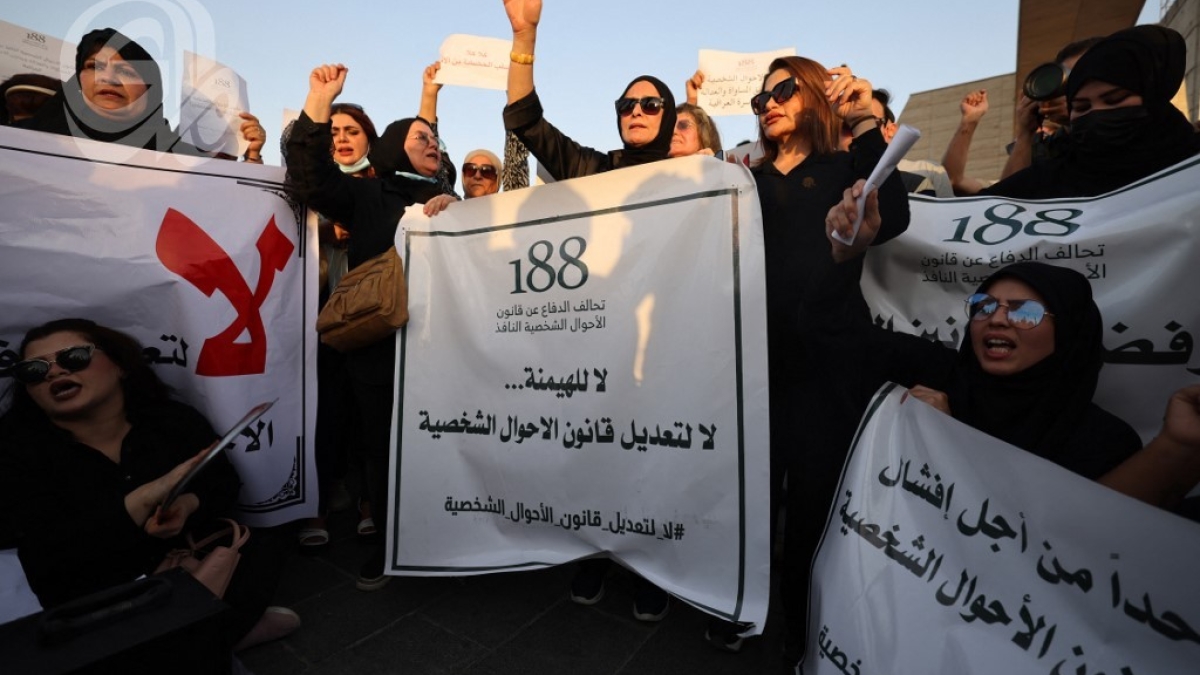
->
[806, 384, 1200, 675]
[390, 156, 772, 631]
[863, 157, 1200, 442]
[0, 126, 318, 527]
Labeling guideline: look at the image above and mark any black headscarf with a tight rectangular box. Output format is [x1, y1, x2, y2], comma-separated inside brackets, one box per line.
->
[367, 116, 448, 205]
[1060, 25, 1199, 190]
[17, 28, 199, 154]
[950, 263, 1103, 460]
[613, 75, 676, 169]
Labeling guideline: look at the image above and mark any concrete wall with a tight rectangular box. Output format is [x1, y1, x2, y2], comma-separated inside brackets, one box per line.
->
[897, 74, 1015, 186]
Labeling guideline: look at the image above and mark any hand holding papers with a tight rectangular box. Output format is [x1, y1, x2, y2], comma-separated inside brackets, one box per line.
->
[157, 400, 276, 520]
[830, 124, 921, 246]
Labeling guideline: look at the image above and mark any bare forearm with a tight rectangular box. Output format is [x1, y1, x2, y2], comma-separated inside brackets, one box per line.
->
[1000, 132, 1035, 179]
[943, 120, 985, 195]
[507, 30, 536, 104]
[1099, 436, 1200, 508]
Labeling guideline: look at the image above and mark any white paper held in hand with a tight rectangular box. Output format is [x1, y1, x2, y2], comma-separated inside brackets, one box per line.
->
[830, 124, 921, 246]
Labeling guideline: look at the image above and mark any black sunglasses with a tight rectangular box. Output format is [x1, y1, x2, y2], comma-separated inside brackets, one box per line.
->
[750, 78, 798, 115]
[462, 163, 498, 180]
[615, 96, 665, 116]
[965, 293, 1054, 329]
[11, 344, 98, 384]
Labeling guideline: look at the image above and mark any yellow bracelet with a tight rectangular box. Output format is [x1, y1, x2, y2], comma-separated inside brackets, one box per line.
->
[510, 52, 535, 65]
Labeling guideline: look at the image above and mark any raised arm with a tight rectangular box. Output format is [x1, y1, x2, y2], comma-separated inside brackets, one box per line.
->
[504, 0, 541, 104]
[302, 63, 346, 123]
[419, 61, 442, 123]
[1099, 385, 1200, 509]
[685, 70, 705, 106]
[1000, 95, 1039, 180]
[942, 89, 989, 195]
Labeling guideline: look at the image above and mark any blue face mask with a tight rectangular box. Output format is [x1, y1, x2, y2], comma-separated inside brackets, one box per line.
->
[339, 154, 371, 174]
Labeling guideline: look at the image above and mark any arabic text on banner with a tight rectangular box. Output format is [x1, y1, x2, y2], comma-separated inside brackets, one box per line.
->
[805, 384, 1200, 675]
[0, 126, 318, 527]
[390, 156, 772, 632]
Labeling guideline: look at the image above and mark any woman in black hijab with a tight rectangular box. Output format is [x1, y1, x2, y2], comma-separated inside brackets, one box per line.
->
[981, 25, 1200, 199]
[502, 0, 676, 180]
[17, 28, 201, 155]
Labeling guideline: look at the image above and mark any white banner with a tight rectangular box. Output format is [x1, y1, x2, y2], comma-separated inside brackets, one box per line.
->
[863, 157, 1200, 442]
[806, 384, 1200, 675]
[0, 126, 318, 527]
[390, 156, 772, 631]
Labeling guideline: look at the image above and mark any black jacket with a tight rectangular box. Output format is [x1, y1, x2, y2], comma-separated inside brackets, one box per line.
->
[0, 400, 237, 608]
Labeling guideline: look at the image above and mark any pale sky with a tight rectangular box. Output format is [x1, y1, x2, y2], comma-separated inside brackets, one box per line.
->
[5, 1, 1161, 172]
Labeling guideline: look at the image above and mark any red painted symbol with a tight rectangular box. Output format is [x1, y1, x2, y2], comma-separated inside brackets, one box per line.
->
[156, 208, 294, 376]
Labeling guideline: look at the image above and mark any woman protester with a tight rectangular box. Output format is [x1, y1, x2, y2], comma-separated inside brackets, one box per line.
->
[502, 0, 676, 181]
[0, 318, 297, 653]
[716, 55, 910, 658]
[980, 25, 1200, 199]
[287, 63, 455, 591]
[17, 27, 266, 162]
[828, 188, 1199, 495]
[669, 102, 723, 158]
[299, 101, 381, 550]
[500, 0, 678, 623]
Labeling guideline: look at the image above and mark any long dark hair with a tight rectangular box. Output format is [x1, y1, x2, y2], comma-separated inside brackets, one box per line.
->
[757, 56, 840, 166]
[5, 318, 171, 421]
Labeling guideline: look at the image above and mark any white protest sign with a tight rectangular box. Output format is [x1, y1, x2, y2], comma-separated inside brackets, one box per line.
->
[178, 50, 251, 156]
[435, 34, 512, 91]
[806, 384, 1200, 675]
[389, 155, 772, 632]
[863, 157, 1200, 443]
[697, 47, 795, 116]
[0, 19, 72, 82]
[0, 126, 318, 527]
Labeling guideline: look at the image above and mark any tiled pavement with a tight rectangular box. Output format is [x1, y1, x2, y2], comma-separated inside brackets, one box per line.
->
[237, 509, 787, 675]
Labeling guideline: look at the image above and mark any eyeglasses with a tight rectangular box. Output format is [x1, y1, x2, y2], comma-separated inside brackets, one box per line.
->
[965, 293, 1054, 329]
[11, 344, 98, 384]
[750, 78, 798, 115]
[462, 163, 498, 180]
[674, 119, 694, 132]
[615, 96, 665, 116]
[409, 131, 438, 147]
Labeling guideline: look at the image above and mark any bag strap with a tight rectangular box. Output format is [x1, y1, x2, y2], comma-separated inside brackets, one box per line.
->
[186, 518, 250, 552]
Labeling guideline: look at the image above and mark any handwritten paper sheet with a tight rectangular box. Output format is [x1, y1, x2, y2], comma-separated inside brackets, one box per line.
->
[435, 34, 512, 91]
[696, 47, 795, 116]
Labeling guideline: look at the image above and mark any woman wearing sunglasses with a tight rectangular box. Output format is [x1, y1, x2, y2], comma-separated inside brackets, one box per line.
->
[669, 103, 723, 159]
[0, 318, 297, 650]
[829, 194, 1200, 504]
[714, 55, 912, 657]
[502, 0, 676, 181]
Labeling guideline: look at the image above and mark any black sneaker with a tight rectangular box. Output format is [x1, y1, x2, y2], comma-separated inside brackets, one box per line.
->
[356, 552, 390, 591]
[569, 560, 607, 605]
[632, 583, 670, 622]
[704, 619, 750, 653]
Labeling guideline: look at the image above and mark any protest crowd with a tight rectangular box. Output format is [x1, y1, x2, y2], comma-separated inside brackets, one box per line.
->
[1, 1, 1199, 674]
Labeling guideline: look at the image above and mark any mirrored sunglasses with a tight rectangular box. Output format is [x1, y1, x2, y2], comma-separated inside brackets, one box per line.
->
[462, 163, 498, 180]
[750, 78, 798, 115]
[11, 344, 98, 384]
[615, 96, 665, 116]
[965, 293, 1054, 329]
